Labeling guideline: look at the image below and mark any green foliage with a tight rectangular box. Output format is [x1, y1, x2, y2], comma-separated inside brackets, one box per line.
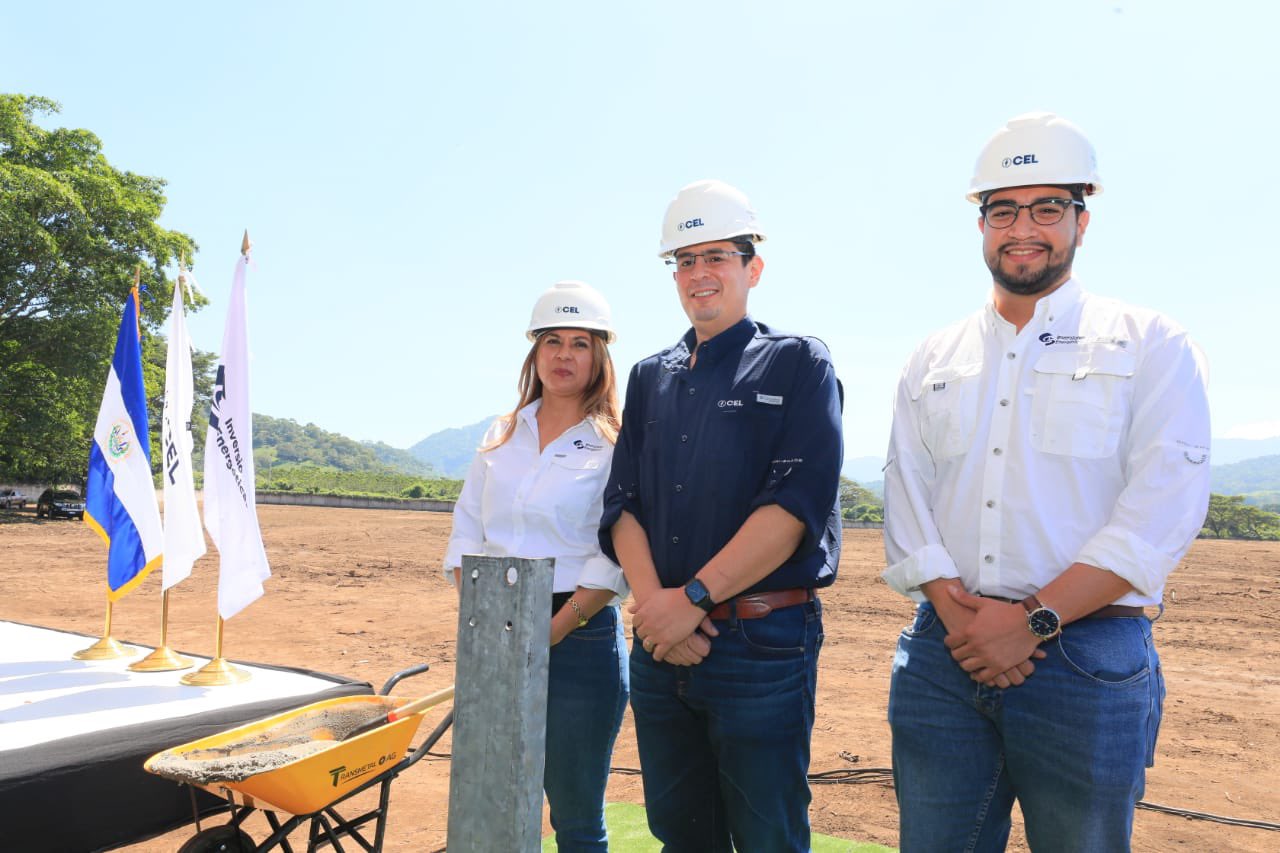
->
[259, 462, 461, 501]
[0, 93, 202, 482]
[248, 413, 437, 476]
[1211, 454, 1280, 508]
[838, 476, 884, 523]
[1200, 493, 1280, 541]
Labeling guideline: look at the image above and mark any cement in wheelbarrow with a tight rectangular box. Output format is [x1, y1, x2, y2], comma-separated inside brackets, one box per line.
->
[146, 694, 426, 815]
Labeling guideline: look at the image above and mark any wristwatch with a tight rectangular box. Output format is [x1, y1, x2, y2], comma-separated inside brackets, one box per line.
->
[1021, 594, 1061, 641]
[683, 578, 715, 613]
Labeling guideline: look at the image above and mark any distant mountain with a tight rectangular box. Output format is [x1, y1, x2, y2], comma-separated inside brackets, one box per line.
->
[1211, 454, 1280, 505]
[409, 417, 495, 479]
[1211, 437, 1280, 466]
[252, 414, 437, 477]
[843, 455, 886, 484]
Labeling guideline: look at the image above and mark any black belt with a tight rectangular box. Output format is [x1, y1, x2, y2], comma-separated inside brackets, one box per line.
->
[979, 594, 1144, 619]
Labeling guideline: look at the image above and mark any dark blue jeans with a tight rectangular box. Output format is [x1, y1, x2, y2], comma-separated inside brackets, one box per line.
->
[888, 602, 1165, 853]
[629, 598, 823, 853]
[545, 603, 629, 852]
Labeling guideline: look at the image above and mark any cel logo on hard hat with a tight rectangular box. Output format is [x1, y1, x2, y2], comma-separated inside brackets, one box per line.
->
[555, 305, 580, 314]
[1001, 154, 1040, 168]
[676, 218, 704, 232]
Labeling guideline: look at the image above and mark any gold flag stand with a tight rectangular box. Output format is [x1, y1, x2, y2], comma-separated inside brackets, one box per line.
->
[73, 599, 138, 660]
[129, 589, 192, 672]
[181, 618, 249, 686]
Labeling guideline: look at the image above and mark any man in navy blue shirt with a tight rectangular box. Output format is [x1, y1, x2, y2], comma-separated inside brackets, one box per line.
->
[600, 179, 843, 852]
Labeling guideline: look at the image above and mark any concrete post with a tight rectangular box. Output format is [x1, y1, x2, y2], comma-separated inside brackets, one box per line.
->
[446, 555, 553, 852]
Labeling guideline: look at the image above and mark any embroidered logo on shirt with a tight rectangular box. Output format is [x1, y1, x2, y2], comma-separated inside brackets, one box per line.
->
[572, 439, 604, 451]
[756, 393, 784, 405]
[1039, 333, 1130, 347]
[717, 399, 743, 408]
[1178, 439, 1209, 465]
[932, 382, 947, 391]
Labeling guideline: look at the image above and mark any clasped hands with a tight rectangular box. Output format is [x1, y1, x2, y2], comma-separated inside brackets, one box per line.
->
[631, 588, 719, 666]
[942, 586, 1046, 688]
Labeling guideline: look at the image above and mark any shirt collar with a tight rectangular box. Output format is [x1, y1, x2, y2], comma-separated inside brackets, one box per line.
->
[983, 277, 1085, 334]
[664, 315, 756, 371]
[516, 398, 604, 441]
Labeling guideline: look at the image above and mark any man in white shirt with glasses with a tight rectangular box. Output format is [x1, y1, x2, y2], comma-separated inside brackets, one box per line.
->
[882, 112, 1211, 852]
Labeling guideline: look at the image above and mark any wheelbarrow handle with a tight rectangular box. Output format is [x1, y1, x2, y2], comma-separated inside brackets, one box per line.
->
[380, 662, 432, 695]
[345, 685, 456, 742]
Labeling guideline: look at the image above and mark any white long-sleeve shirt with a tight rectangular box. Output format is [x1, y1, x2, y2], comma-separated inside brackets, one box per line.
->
[443, 400, 627, 598]
[883, 278, 1211, 607]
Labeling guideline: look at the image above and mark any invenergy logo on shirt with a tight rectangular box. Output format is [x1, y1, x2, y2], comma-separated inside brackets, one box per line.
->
[1039, 333, 1130, 347]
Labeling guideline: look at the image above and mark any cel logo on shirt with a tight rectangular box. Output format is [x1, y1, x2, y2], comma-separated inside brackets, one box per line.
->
[717, 399, 743, 408]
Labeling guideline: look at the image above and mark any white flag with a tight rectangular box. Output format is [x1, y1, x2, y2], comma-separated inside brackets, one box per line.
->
[160, 272, 207, 590]
[203, 255, 271, 618]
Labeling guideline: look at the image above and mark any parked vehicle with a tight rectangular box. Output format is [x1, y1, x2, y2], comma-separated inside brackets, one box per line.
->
[36, 488, 85, 520]
[0, 488, 28, 509]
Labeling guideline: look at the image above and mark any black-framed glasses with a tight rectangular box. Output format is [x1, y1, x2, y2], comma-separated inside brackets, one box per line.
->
[980, 198, 1084, 229]
[664, 250, 750, 270]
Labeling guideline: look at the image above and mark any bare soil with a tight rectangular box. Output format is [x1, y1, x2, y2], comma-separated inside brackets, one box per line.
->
[2, 505, 1277, 851]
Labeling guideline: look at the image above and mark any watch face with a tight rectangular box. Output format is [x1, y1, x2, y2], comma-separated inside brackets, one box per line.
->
[684, 579, 713, 611]
[1028, 607, 1061, 639]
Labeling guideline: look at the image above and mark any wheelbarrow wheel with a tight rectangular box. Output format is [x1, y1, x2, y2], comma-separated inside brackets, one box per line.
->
[177, 825, 256, 852]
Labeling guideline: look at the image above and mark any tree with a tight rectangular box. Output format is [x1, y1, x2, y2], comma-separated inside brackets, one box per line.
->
[1200, 493, 1280, 541]
[0, 94, 200, 482]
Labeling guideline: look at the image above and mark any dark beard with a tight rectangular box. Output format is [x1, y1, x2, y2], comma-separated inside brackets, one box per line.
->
[987, 241, 1076, 296]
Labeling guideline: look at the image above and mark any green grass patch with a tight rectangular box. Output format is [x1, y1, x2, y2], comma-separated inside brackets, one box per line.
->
[542, 802, 896, 852]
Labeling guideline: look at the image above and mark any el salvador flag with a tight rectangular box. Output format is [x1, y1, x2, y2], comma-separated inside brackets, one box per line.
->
[85, 288, 163, 599]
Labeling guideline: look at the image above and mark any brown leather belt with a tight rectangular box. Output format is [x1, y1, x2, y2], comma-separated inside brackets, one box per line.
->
[980, 594, 1143, 619]
[708, 588, 815, 621]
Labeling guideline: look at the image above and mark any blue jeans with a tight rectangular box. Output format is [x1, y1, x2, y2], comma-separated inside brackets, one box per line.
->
[888, 603, 1165, 853]
[629, 598, 823, 853]
[544, 603, 630, 852]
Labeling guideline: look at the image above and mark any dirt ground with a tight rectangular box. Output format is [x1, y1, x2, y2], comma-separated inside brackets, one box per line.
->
[3, 505, 1278, 852]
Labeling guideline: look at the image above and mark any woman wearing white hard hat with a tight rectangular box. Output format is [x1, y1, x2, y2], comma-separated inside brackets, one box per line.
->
[444, 280, 627, 851]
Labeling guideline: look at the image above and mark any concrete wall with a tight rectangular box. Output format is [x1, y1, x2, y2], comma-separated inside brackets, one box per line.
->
[840, 520, 883, 529]
[255, 492, 455, 513]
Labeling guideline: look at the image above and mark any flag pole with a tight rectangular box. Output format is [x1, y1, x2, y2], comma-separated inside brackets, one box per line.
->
[131, 259, 195, 672]
[181, 232, 256, 687]
[73, 597, 138, 659]
[180, 616, 249, 685]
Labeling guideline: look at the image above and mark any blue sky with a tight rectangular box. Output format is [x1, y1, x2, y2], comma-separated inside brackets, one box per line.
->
[6, 1, 1278, 458]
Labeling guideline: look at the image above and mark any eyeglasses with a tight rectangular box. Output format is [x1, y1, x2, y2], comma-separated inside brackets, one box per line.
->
[665, 250, 750, 270]
[980, 198, 1084, 229]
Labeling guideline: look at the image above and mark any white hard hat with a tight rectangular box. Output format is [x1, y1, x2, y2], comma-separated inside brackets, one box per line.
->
[967, 112, 1103, 204]
[526, 280, 616, 343]
[658, 179, 766, 258]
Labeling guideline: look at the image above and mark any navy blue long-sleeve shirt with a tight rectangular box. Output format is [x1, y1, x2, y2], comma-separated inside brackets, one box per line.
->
[600, 316, 843, 593]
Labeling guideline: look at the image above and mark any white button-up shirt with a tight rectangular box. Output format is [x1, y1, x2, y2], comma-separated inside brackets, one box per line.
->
[883, 279, 1211, 606]
[444, 400, 626, 598]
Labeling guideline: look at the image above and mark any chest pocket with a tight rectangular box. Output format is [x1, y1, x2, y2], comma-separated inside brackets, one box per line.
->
[1029, 349, 1135, 459]
[709, 396, 786, 507]
[544, 453, 604, 527]
[915, 363, 982, 460]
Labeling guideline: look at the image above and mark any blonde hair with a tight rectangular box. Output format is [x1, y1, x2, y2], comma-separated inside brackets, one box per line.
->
[483, 332, 620, 451]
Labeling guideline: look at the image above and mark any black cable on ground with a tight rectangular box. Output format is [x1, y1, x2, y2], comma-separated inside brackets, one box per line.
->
[423, 745, 1280, 833]
[1135, 800, 1280, 831]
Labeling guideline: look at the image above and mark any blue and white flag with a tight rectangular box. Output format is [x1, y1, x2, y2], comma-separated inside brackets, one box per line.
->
[203, 254, 271, 619]
[85, 288, 164, 600]
[160, 269, 207, 590]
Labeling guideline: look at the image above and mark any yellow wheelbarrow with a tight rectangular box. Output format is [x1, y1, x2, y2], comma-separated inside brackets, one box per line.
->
[146, 664, 454, 852]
